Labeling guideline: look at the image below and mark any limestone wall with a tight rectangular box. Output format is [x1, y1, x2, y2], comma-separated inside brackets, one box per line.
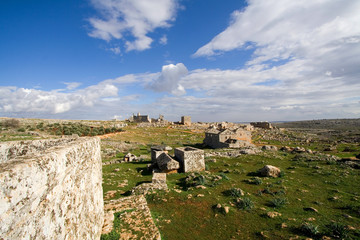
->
[175, 147, 205, 172]
[0, 137, 104, 240]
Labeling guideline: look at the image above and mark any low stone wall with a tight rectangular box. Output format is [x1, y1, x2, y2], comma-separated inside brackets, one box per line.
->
[0, 137, 104, 240]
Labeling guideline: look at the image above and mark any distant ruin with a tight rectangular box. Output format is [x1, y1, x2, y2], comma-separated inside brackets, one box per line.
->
[250, 121, 273, 129]
[181, 116, 191, 126]
[203, 127, 252, 149]
[0, 137, 104, 239]
[130, 113, 151, 123]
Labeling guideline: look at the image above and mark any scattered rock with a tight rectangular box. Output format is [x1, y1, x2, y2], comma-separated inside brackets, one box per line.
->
[267, 211, 282, 218]
[196, 194, 204, 197]
[224, 206, 230, 214]
[259, 165, 281, 177]
[124, 152, 138, 162]
[262, 145, 278, 151]
[303, 207, 318, 213]
[281, 223, 287, 228]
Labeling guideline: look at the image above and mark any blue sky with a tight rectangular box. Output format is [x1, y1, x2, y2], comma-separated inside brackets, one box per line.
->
[0, 0, 359, 122]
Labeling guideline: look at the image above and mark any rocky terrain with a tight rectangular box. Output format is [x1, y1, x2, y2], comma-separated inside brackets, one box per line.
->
[1, 117, 359, 240]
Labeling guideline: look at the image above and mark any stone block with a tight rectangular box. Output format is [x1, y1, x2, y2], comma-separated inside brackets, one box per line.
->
[0, 137, 104, 240]
[174, 147, 205, 172]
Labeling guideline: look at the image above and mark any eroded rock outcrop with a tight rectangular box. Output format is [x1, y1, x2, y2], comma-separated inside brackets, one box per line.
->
[0, 137, 104, 240]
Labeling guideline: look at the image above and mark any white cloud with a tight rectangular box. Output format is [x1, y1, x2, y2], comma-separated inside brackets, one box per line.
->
[183, 0, 360, 121]
[88, 0, 179, 51]
[160, 35, 168, 45]
[194, 0, 360, 63]
[108, 46, 121, 55]
[148, 63, 188, 96]
[63, 82, 81, 90]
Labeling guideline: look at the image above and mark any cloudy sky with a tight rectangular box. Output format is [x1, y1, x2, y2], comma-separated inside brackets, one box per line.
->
[1, 0, 359, 122]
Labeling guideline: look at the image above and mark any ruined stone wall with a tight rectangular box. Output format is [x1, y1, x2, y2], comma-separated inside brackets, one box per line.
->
[204, 133, 227, 149]
[175, 147, 205, 172]
[181, 116, 191, 126]
[0, 137, 104, 240]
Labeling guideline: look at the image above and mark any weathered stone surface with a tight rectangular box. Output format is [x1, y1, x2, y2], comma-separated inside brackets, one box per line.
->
[0, 137, 104, 240]
[157, 152, 180, 172]
[123, 152, 137, 162]
[132, 173, 168, 195]
[267, 211, 282, 218]
[152, 172, 167, 185]
[175, 147, 205, 172]
[103, 195, 161, 240]
[259, 165, 281, 177]
[131, 182, 168, 195]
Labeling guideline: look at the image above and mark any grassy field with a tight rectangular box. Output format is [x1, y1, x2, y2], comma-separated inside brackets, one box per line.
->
[102, 124, 360, 239]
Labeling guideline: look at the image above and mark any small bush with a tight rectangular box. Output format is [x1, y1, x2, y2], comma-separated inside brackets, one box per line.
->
[17, 128, 25, 132]
[228, 188, 244, 198]
[325, 222, 349, 239]
[300, 223, 319, 237]
[246, 177, 263, 185]
[269, 197, 288, 208]
[235, 197, 254, 210]
[3, 119, 20, 128]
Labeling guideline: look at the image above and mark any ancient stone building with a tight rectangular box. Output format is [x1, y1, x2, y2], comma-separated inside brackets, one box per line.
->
[174, 147, 205, 172]
[130, 113, 151, 123]
[0, 137, 104, 239]
[181, 116, 191, 126]
[151, 146, 204, 173]
[203, 127, 252, 149]
[250, 121, 272, 129]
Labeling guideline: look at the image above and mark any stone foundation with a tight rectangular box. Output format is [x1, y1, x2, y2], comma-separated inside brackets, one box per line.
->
[0, 137, 104, 240]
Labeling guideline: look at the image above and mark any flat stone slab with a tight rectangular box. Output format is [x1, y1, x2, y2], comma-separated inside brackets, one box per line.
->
[102, 195, 161, 240]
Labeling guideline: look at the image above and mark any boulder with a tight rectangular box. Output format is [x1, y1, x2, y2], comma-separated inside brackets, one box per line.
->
[124, 152, 137, 162]
[259, 165, 281, 177]
[152, 173, 167, 185]
[262, 145, 278, 151]
[157, 152, 180, 172]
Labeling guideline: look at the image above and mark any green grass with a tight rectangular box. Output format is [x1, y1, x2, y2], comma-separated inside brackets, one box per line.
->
[101, 125, 360, 239]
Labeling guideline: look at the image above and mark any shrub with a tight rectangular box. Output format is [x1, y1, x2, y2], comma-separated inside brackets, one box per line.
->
[3, 119, 20, 128]
[325, 222, 349, 239]
[235, 197, 254, 210]
[17, 128, 25, 132]
[300, 223, 319, 237]
[269, 197, 288, 208]
[252, 177, 262, 185]
[228, 188, 244, 198]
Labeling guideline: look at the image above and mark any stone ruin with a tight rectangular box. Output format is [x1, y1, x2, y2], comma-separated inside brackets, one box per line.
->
[174, 147, 205, 172]
[203, 126, 253, 149]
[150, 145, 205, 173]
[0, 137, 104, 239]
[250, 121, 273, 129]
[181, 116, 191, 126]
[131, 173, 168, 195]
